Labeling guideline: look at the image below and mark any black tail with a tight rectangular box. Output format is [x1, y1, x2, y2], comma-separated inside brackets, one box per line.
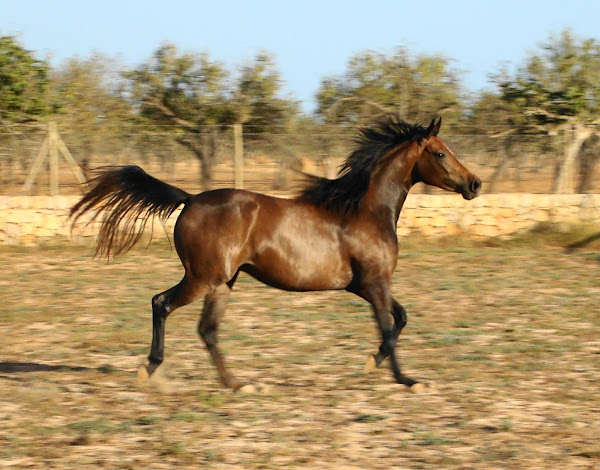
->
[70, 165, 191, 258]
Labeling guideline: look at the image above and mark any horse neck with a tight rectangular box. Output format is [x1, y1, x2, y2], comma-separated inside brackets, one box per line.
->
[362, 141, 419, 226]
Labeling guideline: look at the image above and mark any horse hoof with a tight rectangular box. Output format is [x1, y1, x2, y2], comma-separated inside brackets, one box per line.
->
[238, 383, 271, 395]
[238, 384, 257, 394]
[136, 365, 150, 384]
[138, 365, 181, 394]
[364, 355, 377, 374]
[409, 383, 427, 394]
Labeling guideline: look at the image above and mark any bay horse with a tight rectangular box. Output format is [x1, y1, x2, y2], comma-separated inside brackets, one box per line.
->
[70, 117, 481, 391]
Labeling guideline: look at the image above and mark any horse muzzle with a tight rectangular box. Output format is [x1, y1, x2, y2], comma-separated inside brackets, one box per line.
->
[460, 176, 482, 200]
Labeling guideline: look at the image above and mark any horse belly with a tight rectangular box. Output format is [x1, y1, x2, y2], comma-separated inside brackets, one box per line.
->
[248, 230, 352, 292]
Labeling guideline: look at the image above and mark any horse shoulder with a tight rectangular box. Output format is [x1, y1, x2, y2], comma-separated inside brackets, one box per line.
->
[342, 212, 399, 283]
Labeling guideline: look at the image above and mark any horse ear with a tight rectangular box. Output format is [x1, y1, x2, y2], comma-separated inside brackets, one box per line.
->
[432, 117, 442, 136]
[425, 119, 436, 137]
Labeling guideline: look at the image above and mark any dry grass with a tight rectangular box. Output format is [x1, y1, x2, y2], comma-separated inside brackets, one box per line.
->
[1, 230, 599, 468]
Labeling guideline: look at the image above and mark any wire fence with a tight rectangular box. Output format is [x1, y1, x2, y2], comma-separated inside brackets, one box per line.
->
[0, 125, 597, 196]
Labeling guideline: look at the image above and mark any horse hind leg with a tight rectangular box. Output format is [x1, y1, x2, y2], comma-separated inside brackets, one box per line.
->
[198, 280, 242, 390]
[138, 275, 208, 382]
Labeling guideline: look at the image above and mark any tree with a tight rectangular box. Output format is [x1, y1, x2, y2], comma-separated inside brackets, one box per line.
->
[49, 53, 134, 158]
[125, 47, 299, 188]
[494, 30, 600, 193]
[316, 49, 463, 127]
[0, 35, 50, 125]
[231, 51, 300, 176]
[465, 90, 547, 192]
[234, 52, 298, 135]
[125, 43, 234, 188]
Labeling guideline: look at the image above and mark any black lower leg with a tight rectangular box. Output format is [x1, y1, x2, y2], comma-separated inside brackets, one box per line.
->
[373, 328, 396, 365]
[376, 329, 417, 386]
[391, 299, 407, 339]
[387, 299, 417, 385]
[148, 292, 170, 371]
[143, 276, 205, 379]
[389, 352, 417, 387]
[372, 300, 407, 366]
[361, 285, 418, 386]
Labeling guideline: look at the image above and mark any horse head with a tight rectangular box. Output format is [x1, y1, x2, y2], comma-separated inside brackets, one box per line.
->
[413, 118, 482, 200]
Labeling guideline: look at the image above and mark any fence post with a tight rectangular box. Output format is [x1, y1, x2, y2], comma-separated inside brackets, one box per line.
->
[48, 122, 59, 195]
[233, 123, 244, 189]
[21, 133, 49, 194]
[21, 121, 88, 195]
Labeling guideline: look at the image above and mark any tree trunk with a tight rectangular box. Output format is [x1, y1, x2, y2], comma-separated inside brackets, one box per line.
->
[488, 152, 509, 193]
[577, 134, 599, 193]
[199, 151, 213, 190]
[488, 140, 515, 193]
[202, 130, 218, 190]
[176, 133, 215, 190]
[554, 125, 592, 194]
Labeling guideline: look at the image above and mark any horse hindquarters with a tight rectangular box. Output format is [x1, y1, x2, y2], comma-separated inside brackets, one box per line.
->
[173, 190, 261, 288]
[141, 191, 259, 383]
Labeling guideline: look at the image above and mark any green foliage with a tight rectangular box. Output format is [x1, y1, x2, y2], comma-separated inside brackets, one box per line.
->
[316, 48, 462, 126]
[124, 43, 234, 128]
[493, 29, 600, 130]
[0, 36, 51, 123]
[124, 45, 297, 134]
[49, 53, 135, 156]
[235, 51, 299, 135]
[123, 44, 237, 187]
[467, 29, 600, 193]
[122, 45, 300, 187]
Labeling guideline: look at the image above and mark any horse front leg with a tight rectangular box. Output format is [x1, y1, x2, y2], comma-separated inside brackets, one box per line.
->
[366, 298, 407, 371]
[361, 285, 419, 389]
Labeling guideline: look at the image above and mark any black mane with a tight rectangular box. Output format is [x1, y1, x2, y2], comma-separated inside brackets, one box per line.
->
[297, 117, 431, 214]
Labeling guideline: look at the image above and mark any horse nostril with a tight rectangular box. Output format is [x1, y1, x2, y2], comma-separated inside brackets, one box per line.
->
[470, 178, 482, 194]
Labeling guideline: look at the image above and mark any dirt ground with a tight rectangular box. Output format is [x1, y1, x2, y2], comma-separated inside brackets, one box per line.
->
[1, 233, 599, 469]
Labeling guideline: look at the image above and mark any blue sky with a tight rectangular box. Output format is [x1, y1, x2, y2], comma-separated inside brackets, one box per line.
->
[2, 0, 600, 112]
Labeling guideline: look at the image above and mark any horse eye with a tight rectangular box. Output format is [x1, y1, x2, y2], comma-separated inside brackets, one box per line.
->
[435, 152, 445, 159]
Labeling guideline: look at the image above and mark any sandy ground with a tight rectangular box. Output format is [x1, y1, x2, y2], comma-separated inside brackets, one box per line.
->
[1, 235, 599, 468]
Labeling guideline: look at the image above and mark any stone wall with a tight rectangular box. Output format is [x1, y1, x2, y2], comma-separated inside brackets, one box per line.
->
[398, 193, 600, 238]
[1, 194, 599, 245]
